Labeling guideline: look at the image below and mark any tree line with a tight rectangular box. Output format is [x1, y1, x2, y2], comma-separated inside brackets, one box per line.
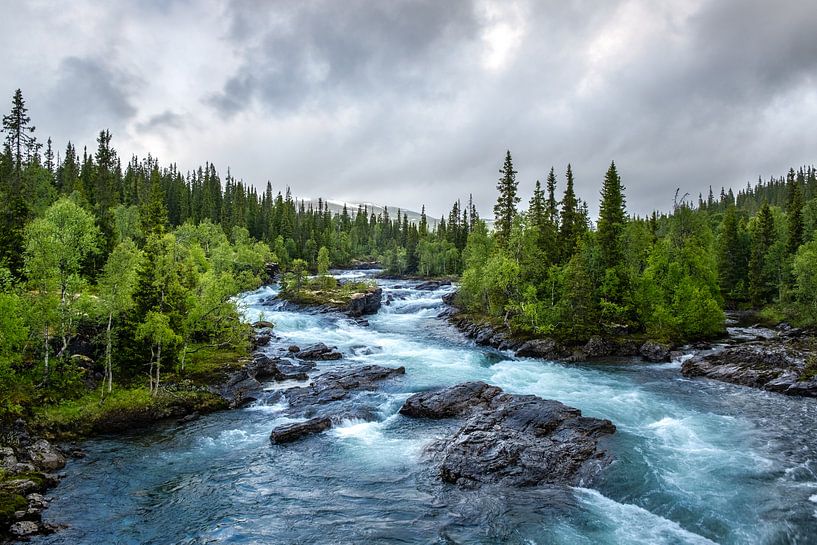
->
[458, 151, 817, 344]
[0, 89, 466, 415]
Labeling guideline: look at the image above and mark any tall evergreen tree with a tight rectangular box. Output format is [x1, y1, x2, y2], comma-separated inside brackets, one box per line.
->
[559, 164, 581, 261]
[748, 203, 776, 306]
[493, 150, 519, 246]
[786, 168, 804, 254]
[597, 161, 626, 269]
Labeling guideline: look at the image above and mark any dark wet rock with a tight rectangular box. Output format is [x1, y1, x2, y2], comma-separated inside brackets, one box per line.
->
[177, 412, 200, 424]
[401, 382, 615, 488]
[640, 341, 671, 362]
[9, 520, 39, 537]
[400, 382, 503, 419]
[515, 338, 566, 360]
[27, 440, 65, 471]
[441, 292, 456, 305]
[270, 417, 333, 444]
[415, 280, 451, 291]
[276, 365, 406, 414]
[0, 446, 17, 471]
[253, 333, 272, 348]
[215, 368, 262, 408]
[583, 336, 615, 358]
[681, 342, 817, 397]
[347, 287, 382, 317]
[297, 343, 343, 360]
[252, 320, 275, 329]
[288, 345, 300, 353]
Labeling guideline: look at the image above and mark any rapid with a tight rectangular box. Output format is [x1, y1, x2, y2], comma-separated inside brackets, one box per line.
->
[32, 271, 817, 544]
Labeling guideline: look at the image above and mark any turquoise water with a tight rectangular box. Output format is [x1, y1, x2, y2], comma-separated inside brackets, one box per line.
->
[33, 272, 817, 544]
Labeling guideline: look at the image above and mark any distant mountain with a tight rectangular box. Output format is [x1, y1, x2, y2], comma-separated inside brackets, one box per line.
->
[296, 198, 438, 227]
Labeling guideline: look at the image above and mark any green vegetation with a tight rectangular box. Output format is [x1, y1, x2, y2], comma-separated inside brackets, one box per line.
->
[459, 152, 817, 345]
[0, 89, 469, 428]
[280, 273, 378, 308]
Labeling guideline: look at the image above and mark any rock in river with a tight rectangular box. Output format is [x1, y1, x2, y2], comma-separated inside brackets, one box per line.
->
[346, 287, 382, 317]
[296, 343, 343, 360]
[401, 382, 616, 487]
[270, 417, 333, 444]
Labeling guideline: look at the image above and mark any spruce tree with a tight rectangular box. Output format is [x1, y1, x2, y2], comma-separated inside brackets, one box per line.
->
[786, 168, 804, 254]
[546, 167, 558, 228]
[748, 203, 776, 306]
[493, 150, 519, 246]
[559, 164, 581, 261]
[528, 180, 546, 232]
[597, 161, 626, 269]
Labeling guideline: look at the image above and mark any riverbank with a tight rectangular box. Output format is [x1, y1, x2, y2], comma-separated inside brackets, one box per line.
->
[444, 306, 674, 363]
[0, 342, 258, 541]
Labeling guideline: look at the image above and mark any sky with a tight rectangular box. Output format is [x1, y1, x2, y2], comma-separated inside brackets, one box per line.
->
[1, 0, 816, 218]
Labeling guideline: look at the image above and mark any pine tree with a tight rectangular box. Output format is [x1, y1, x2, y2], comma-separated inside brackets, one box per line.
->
[717, 205, 748, 299]
[493, 150, 519, 246]
[2, 89, 38, 184]
[748, 203, 776, 306]
[597, 161, 626, 269]
[528, 180, 546, 232]
[546, 167, 558, 228]
[559, 164, 581, 261]
[786, 168, 804, 254]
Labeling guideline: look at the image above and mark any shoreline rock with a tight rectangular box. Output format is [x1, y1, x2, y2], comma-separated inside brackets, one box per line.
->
[447, 310, 672, 363]
[681, 340, 817, 397]
[400, 382, 616, 488]
[270, 417, 332, 444]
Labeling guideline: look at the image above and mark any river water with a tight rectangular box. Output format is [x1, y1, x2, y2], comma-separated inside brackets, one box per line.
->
[33, 272, 817, 544]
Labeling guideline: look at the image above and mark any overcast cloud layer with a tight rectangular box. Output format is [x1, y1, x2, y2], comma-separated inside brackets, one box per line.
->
[2, 0, 816, 217]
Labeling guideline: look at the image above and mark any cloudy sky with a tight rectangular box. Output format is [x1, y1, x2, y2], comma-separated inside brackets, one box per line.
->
[2, 0, 816, 217]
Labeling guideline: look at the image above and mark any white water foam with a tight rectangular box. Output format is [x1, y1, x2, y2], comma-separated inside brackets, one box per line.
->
[574, 488, 719, 544]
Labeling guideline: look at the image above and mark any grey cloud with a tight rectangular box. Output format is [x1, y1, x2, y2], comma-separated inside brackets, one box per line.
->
[2, 0, 816, 218]
[208, 0, 480, 115]
[136, 110, 186, 133]
[47, 56, 140, 140]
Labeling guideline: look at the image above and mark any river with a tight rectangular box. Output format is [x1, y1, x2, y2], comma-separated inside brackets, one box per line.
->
[32, 272, 817, 544]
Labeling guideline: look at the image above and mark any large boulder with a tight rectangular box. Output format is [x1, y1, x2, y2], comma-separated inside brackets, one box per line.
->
[640, 341, 671, 362]
[582, 336, 615, 358]
[515, 338, 565, 360]
[347, 288, 382, 317]
[270, 417, 332, 444]
[401, 382, 616, 488]
[27, 440, 65, 471]
[399, 382, 503, 419]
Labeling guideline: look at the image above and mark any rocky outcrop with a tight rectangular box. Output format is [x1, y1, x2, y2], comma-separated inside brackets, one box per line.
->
[217, 353, 320, 407]
[399, 382, 503, 419]
[415, 280, 452, 291]
[448, 314, 521, 352]
[296, 343, 343, 360]
[447, 308, 673, 363]
[681, 342, 817, 397]
[400, 382, 616, 488]
[275, 365, 406, 414]
[0, 428, 67, 541]
[270, 417, 332, 444]
[346, 287, 382, 317]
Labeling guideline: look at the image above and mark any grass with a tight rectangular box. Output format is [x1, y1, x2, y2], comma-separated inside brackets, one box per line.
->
[32, 342, 246, 439]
